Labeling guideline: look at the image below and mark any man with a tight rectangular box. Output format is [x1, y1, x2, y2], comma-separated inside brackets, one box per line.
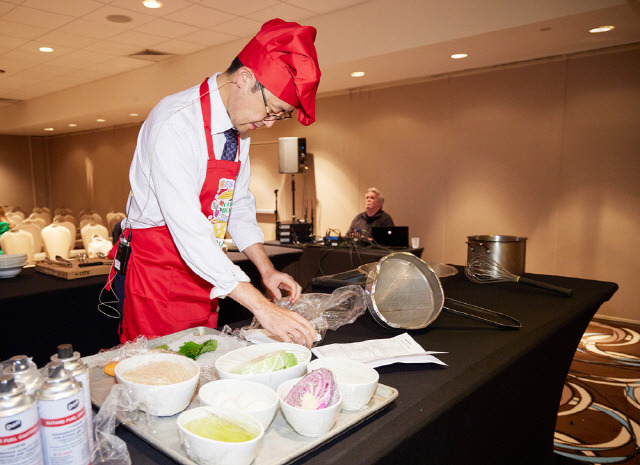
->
[347, 188, 395, 239]
[107, 19, 319, 348]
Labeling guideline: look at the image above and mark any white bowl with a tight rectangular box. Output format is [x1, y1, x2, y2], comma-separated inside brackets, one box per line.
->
[215, 343, 311, 391]
[115, 352, 200, 416]
[177, 406, 264, 465]
[277, 377, 342, 437]
[307, 358, 379, 411]
[0, 266, 24, 278]
[198, 379, 278, 430]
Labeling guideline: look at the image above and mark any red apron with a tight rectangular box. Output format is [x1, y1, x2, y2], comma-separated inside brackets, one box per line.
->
[108, 78, 241, 343]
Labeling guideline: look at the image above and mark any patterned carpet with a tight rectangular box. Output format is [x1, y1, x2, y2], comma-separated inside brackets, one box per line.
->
[555, 320, 640, 465]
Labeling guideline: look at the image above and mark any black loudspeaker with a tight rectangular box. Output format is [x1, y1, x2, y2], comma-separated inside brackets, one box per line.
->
[278, 137, 306, 174]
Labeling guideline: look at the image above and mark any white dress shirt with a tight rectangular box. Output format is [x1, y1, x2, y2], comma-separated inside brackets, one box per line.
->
[126, 74, 264, 298]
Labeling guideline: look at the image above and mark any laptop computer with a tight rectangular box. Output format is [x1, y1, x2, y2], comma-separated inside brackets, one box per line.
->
[371, 226, 409, 248]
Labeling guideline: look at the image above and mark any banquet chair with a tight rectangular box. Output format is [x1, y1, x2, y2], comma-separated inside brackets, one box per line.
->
[5, 212, 22, 228]
[42, 223, 73, 259]
[8, 210, 25, 223]
[80, 209, 103, 220]
[16, 221, 44, 253]
[31, 207, 52, 225]
[55, 220, 76, 240]
[106, 212, 126, 234]
[0, 229, 35, 263]
[53, 212, 77, 226]
[80, 223, 109, 251]
[80, 216, 103, 229]
[24, 214, 47, 229]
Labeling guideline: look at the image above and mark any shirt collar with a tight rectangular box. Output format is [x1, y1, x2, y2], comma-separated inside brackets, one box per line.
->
[207, 73, 234, 135]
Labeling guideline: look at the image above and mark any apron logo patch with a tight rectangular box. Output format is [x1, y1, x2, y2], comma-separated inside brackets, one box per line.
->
[209, 177, 235, 241]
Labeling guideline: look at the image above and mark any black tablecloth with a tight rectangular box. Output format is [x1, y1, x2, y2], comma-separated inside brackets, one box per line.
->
[0, 245, 302, 366]
[302, 269, 617, 465]
[0, 268, 119, 366]
[264, 241, 423, 291]
[114, 267, 617, 465]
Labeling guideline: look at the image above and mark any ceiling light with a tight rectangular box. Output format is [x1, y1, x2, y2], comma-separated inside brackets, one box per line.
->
[68, 123, 77, 127]
[351, 71, 365, 77]
[96, 118, 106, 122]
[589, 25, 615, 33]
[44, 127, 54, 131]
[142, 0, 162, 8]
[451, 53, 468, 59]
[39, 47, 54, 53]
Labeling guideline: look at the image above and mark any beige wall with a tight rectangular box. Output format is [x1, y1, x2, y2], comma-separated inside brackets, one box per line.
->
[46, 124, 140, 221]
[252, 46, 640, 324]
[1, 135, 37, 212]
[1, 46, 638, 322]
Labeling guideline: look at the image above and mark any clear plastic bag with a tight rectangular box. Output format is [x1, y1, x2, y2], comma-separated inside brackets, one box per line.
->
[241, 285, 368, 345]
[92, 384, 139, 464]
[96, 336, 151, 367]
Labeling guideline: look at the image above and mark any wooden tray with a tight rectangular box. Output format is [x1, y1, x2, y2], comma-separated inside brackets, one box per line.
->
[35, 258, 113, 279]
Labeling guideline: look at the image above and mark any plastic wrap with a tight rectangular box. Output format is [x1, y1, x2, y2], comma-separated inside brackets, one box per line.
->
[96, 336, 151, 367]
[241, 285, 367, 345]
[92, 384, 139, 464]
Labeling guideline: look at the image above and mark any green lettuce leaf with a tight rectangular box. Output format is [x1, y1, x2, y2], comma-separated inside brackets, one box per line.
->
[179, 339, 218, 360]
[232, 350, 298, 374]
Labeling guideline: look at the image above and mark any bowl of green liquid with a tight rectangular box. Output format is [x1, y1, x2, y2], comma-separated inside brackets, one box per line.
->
[177, 406, 264, 465]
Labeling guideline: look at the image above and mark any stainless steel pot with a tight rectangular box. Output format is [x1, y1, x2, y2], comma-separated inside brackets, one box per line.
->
[466, 235, 527, 276]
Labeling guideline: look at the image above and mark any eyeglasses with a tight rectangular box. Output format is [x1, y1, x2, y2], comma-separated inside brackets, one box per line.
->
[260, 86, 293, 121]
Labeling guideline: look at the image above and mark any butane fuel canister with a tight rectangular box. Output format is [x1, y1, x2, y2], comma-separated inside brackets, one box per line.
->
[37, 361, 91, 465]
[0, 374, 45, 465]
[3, 356, 43, 395]
[50, 344, 94, 451]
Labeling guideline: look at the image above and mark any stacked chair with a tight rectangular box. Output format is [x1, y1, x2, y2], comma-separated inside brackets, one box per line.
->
[1, 206, 122, 262]
[0, 229, 35, 263]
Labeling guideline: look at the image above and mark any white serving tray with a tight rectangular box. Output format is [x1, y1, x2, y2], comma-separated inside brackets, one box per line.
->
[85, 328, 398, 465]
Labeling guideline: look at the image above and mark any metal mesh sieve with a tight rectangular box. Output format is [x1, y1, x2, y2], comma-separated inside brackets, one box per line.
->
[365, 253, 444, 330]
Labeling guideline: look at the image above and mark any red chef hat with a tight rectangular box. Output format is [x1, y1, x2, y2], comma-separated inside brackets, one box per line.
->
[238, 18, 321, 126]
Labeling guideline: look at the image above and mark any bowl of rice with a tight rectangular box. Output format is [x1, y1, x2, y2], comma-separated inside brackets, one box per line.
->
[115, 352, 200, 416]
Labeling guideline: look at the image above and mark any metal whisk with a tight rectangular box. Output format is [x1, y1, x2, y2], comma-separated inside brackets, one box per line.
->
[465, 255, 573, 297]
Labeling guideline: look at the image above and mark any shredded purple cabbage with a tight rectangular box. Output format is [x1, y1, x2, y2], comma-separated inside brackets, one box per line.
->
[284, 368, 338, 410]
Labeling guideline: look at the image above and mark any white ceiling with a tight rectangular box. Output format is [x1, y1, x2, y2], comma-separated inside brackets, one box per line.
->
[1, 0, 639, 136]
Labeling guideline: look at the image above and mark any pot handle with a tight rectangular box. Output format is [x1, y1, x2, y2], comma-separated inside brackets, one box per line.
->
[466, 241, 490, 253]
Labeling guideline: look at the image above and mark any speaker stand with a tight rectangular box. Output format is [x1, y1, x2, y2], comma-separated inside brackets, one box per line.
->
[291, 174, 296, 222]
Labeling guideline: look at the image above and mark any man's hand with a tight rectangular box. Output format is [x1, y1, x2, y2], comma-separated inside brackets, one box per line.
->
[262, 269, 302, 302]
[242, 242, 302, 302]
[229, 282, 318, 348]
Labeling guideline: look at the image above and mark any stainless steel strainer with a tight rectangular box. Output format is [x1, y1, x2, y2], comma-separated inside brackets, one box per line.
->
[364, 252, 521, 330]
